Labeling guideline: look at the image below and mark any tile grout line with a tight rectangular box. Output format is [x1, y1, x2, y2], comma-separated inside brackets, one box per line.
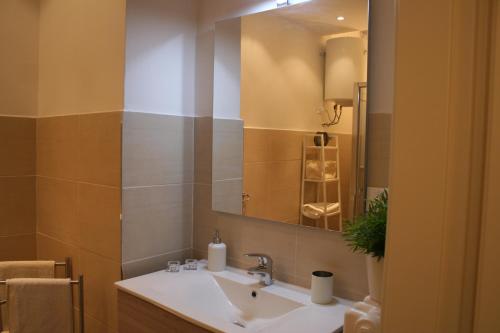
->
[36, 175, 121, 190]
[122, 247, 193, 265]
[123, 182, 196, 189]
[36, 231, 122, 265]
[0, 232, 37, 238]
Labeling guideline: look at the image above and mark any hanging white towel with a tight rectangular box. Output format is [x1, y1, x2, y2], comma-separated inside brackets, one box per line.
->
[7, 278, 73, 333]
[0, 261, 55, 331]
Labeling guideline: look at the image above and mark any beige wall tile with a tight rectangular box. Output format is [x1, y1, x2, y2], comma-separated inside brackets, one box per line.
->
[268, 130, 302, 162]
[267, 160, 301, 191]
[295, 227, 368, 300]
[122, 184, 193, 262]
[194, 225, 217, 260]
[0, 234, 36, 261]
[36, 115, 79, 180]
[193, 184, 218, 231]
[78, 183, 121, 262]
[337, 133, 353, 221]
[36, 233, 80, 280]
[243, 128, 271, 163]
[84, 314, 114, 333]
[212, 118, 243, 181]
[0, 117, 36, 176]
[236, 216, 297, 279]
[122, 249, 192, 279]
[78, 112, 122, 187]
[242, 162, 267, 218]
[0, 176, 36, 236]
[212, 179, 242, 215]
[265, 186, 301, 223]
[36, 233, 81, 305]
[194, 117, 213, 185]
[122, 112, 194, 187]
[80, 250, 121, 331]
[37, 176, 79, 246]
[367, 113, 392, 188]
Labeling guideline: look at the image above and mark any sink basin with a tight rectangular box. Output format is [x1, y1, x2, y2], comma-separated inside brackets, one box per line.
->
[115, 260, 351, 333]
[212, 274, 303, 330]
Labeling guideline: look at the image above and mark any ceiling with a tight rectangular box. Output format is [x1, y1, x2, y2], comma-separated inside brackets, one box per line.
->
[266, 0, 368, 36]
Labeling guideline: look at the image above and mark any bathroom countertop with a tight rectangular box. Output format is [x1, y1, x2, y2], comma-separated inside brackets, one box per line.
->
[115, 261, 352, 333]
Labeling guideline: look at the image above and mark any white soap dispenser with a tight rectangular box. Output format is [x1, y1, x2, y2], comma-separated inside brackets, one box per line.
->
[208, 229, 226, 272]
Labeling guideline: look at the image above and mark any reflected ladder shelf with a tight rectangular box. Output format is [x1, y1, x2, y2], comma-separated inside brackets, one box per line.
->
[300, 133, 342, 231]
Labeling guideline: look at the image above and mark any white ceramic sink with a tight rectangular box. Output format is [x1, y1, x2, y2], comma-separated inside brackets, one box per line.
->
[115, 261, 351, 333]
[212, 274, 303, 330]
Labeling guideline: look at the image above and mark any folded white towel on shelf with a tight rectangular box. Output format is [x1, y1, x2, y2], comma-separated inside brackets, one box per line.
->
[302, 202, 340, 219]
[305, 160, 337, 180]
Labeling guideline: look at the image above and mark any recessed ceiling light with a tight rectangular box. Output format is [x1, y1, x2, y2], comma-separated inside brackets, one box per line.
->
[336, 16, 345, 21]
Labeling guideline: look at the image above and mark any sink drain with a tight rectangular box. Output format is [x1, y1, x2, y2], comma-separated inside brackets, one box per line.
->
[233, 320, 246, 328]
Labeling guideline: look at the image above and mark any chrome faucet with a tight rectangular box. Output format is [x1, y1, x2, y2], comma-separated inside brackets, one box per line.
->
[244, 253, 273, 286]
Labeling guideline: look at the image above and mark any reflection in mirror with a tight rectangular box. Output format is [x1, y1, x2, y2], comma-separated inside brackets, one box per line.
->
[212, 0, 369, 232]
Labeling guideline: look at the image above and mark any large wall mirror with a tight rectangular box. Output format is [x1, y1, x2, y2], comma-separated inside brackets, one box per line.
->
[212, 0, 369, 232]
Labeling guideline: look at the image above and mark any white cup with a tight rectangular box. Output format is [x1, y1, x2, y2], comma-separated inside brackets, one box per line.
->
[311, 271, 333, 304]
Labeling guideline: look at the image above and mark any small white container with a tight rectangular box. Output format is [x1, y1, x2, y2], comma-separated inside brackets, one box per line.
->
[311, 271, 334, 304]
[207, 230, 226, 272]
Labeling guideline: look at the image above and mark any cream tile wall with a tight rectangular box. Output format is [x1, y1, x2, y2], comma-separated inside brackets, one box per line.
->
[121, 112, 194, 278]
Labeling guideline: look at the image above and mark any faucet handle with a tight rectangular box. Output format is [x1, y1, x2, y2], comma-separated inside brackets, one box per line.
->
[244, 253, 273, 266]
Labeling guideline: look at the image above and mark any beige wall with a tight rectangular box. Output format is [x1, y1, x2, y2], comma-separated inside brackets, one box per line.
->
[241, 13, 324, 131]
[0, 0, 126, 118]
[0, 0, 39, 117]
[38, 0, 126, 116]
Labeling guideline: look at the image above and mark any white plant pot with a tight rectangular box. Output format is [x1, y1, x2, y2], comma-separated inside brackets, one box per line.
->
[366, 256, 384, 304]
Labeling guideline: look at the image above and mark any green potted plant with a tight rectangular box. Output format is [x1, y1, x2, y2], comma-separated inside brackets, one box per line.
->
[343, 189, 388, 303]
